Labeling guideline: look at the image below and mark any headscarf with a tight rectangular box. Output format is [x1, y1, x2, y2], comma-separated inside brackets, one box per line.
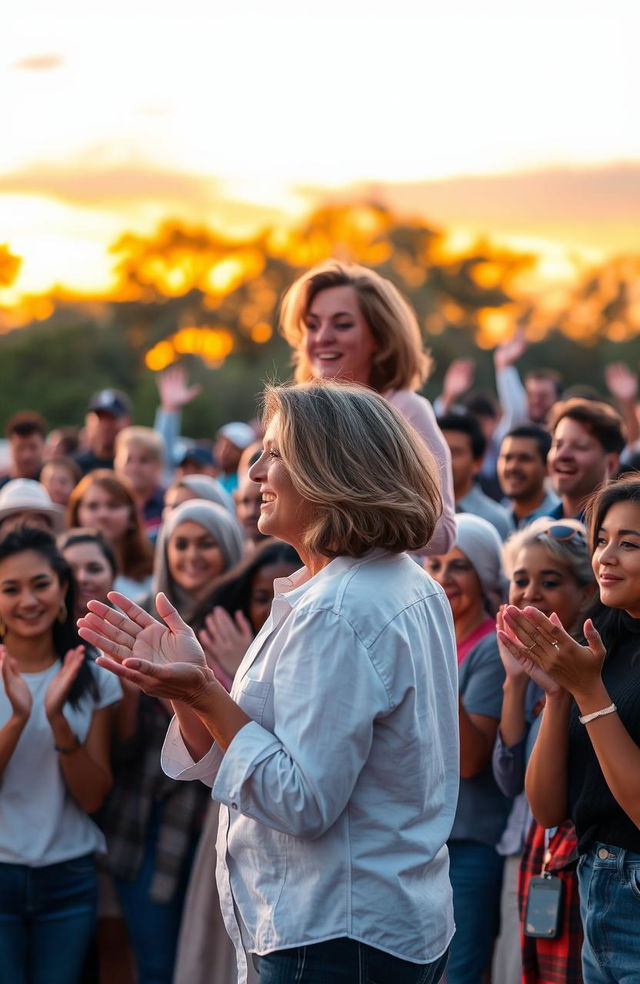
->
[175, 475, 235, 515]
[454, 513, 506, 612]
[150, 500, 244, 620]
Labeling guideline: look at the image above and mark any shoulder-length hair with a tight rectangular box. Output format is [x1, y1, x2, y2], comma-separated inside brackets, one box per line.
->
[66, 470, 153, 581]
[0, 527, 98, 706]
[279, 261, 431, 393]
[261, 381, 442, 558]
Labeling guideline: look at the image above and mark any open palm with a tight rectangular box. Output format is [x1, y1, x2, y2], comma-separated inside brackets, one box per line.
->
[78, 591, 207, 672]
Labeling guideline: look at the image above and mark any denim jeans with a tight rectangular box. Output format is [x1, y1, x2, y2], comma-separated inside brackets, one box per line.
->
[254, 937, 449, 983]
[446, 840, 505, 984]
[0, 853, 97, 984]
[577, 841, 640, 984]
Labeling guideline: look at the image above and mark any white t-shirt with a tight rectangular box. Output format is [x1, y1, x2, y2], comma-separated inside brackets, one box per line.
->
[0, 659, 121, 866]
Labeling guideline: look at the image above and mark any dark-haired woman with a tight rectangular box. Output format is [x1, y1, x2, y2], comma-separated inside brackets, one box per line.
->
[499, 475, 640, 984]
[59, 528, 118, 617]
[0, 527, 120, 983]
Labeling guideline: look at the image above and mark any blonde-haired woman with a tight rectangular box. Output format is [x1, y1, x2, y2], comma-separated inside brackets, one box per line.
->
[279, 260, 455, 555]
[79, 380, 459, 984]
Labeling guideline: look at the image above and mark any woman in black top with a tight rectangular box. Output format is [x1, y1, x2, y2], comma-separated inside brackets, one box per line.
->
[498, 475, 640, 984]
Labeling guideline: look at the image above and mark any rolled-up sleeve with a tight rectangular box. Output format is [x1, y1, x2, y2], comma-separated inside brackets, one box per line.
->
[214, 609, 390, 839]
[161, 714, 225, 787]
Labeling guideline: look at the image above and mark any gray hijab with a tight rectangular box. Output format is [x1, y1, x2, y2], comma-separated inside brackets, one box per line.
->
[175, 475, 235, 514]
[151, 499, 244, 619]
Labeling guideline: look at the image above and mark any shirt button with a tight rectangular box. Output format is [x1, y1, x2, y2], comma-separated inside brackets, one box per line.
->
[231, 802, 238, 810]
[598, 847, 610, 859]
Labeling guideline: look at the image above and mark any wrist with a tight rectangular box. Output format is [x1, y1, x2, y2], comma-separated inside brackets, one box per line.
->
[503, 675, 528, 695]
[573, 679, 610, 717]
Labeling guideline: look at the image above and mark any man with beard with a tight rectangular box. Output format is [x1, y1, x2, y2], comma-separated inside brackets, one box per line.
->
[546, 398, 625, 521]
[497, 425, 559, 529]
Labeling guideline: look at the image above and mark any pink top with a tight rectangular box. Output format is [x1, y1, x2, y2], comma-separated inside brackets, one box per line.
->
[456, 617, 496, 666]
[385, 389, 456, 556]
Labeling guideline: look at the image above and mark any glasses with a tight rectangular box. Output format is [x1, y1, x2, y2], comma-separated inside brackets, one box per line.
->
[540, 523, 586, 545]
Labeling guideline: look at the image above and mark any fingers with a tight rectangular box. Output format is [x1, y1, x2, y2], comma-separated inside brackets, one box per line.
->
[78, 610, 138, 651]
[503, 605, 558, 649]
[155, 593, 192, 635]
[77, 623, 135, 664]
[105, 594, 157, 631]
[584, 619, 606, 660]
[234, 611, 254, 640]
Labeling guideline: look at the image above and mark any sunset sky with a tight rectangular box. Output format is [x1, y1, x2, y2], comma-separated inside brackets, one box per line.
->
[2, 0, 639, 299]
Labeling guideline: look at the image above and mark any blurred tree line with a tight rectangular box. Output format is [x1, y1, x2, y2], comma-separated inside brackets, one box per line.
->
[0, 204, 638, 435]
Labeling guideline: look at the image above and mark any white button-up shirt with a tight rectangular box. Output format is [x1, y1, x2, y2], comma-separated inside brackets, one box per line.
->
[162, 550, 459, 983]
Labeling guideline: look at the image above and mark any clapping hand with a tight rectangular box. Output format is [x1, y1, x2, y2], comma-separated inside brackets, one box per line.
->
[0, 646, 32, 721]
[78, 591, 216, 706]
[44, 646, 86, 722]
[499, 605, 606, 700]
[199, 607, 254, 682]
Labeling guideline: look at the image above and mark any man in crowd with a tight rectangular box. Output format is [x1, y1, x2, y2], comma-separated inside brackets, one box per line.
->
[497, 425, 559, 529]
[437, 412, 512, 539]
[0, 412, 47, 488]
[75, 389, 132, 475]
[546, 398, 625, 521]
[524, 369, 563, 426]
[114, 426, 166, 541]
[213, 422, 256, 494]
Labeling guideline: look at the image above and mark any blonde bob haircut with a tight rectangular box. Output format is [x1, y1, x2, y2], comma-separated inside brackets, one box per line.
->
[279, 260, 431, 393]
[262, 381, 442, 558]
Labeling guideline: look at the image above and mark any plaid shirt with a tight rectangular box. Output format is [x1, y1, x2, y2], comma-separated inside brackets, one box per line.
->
[518, 820, 584, 984]
[98, 695, 209, 902]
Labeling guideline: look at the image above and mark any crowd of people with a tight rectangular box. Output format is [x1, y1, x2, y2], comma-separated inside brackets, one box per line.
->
[0, 259, 639, 984]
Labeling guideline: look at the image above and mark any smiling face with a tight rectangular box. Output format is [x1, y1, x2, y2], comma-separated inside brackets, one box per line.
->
[509, 541, 592, 631]
[0, 550, 65, 645]
[548, 417, 614, 504]
[62, 540, 114, 614]
[248, 415, 315, 558]
[77, 484, 132, 543]
[302, 285, 378, 386]
[592, 500, 640, 617]
[166, 520, 225, 599]
[233, 474, 264, 544]
[424, 547, 485, 626]
[498, 436, 547, 501]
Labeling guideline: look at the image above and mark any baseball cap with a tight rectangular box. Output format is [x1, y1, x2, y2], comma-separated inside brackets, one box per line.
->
[218, 422, 255, 451]
[87, 389, 132, 417]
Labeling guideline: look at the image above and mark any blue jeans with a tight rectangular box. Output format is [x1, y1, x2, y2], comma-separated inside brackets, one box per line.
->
[255, 937, 449, 983]
[0, 853, 97, 984]
[446, 840, 504, 984]
[577, 842, 640, 983]
[114, 803, 197, 984]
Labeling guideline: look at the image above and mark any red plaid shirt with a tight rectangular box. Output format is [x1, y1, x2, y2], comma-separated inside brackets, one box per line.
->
[518, 820, 584, 983]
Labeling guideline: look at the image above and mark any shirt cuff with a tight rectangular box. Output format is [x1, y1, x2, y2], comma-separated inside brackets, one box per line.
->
[160, 715, 223, 787]
[213, 720, 281, 812]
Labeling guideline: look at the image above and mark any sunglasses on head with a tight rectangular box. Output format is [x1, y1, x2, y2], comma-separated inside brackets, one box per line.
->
[540, 523, 586, 545]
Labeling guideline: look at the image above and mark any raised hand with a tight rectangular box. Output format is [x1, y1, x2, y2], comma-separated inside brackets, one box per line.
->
[605, 362, 638, 404]
[44, 646, 85, 722]
[199, 607, 254, 681]
[501, 606, 606, 700]
[494, 326, 527, 371]
[442, 359, 475, 406]
[157, 366, 201, 412]
[0, 647, 32, 721]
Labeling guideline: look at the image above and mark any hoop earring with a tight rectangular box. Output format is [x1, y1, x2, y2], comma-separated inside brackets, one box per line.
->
[57, 602, 68, 624]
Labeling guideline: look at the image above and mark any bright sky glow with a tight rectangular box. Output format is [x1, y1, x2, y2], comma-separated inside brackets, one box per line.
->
[1, 0, 639, 295]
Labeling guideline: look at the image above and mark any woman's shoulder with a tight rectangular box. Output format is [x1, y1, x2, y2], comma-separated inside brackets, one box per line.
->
[299, 553, 448, 632]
